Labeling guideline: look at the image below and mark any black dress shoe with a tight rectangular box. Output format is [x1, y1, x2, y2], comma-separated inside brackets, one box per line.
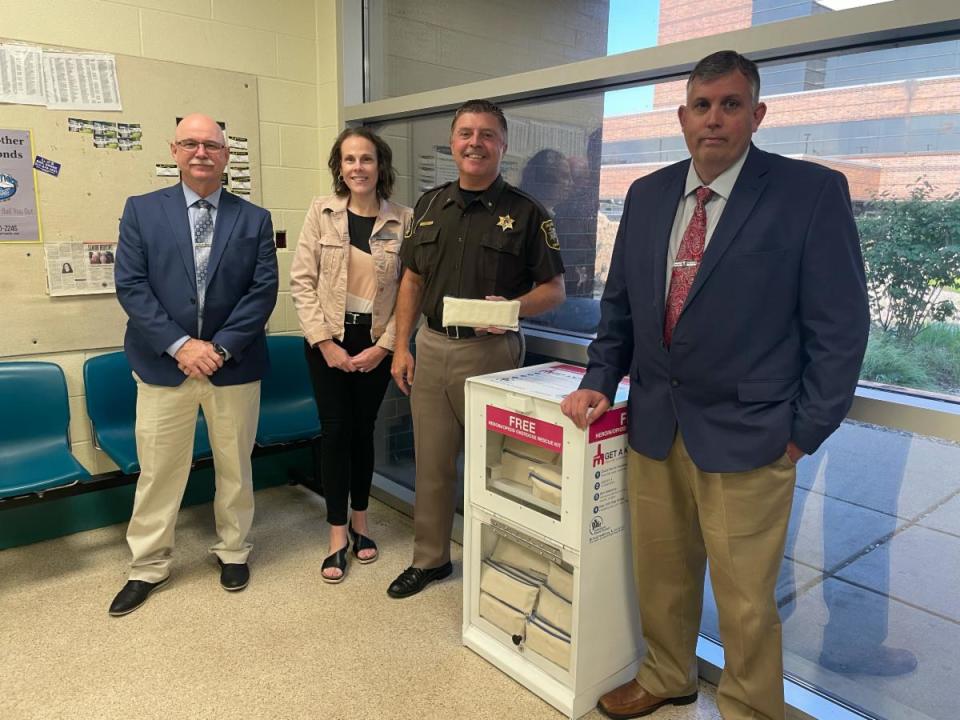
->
[217, 559, 250, 591]
[108, 577, 169, 616]
[387, 562, 453, 599]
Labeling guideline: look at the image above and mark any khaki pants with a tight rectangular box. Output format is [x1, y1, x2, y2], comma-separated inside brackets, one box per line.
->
[409, 326, 523, 568]
[629, 434, 796, 720]
[126, 374, 261, 583]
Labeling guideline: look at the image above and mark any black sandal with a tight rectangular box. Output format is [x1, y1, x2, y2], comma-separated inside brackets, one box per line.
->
[348, 523, 379, 564]
[321, 543, 349, 584]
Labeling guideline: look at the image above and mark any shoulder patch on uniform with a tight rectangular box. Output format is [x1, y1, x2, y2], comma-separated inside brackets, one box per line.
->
[541, 219, 560, 250]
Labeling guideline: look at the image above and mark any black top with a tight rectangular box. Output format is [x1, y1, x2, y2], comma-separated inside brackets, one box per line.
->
[400, 175, 565, 321]
[347, 209, 376, 254]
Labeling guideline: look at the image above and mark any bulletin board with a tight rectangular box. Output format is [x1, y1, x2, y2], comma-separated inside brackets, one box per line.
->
[0, 41, 261, 358]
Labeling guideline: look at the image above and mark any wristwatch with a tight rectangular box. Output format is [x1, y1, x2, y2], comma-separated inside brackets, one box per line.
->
[213, 343, 228, 361]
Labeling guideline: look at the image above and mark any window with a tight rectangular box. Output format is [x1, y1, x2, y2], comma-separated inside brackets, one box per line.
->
[353, 3, 960, 718]
[704, 419, 959, 720]
[366, 1, 893, 101]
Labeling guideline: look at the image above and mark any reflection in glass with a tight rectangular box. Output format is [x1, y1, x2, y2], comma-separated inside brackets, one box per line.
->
[367, 0, 892, 101]
[366, 14, 957, 718]
[697, 421, 960, 719]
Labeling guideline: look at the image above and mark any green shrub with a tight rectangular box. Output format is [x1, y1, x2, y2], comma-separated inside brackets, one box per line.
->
[857, 182, 960, 343]
[860, 331, 932, 388]
[912, 324, 960, 392]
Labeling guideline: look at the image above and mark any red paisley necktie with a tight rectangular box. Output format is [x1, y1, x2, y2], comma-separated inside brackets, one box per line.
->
[664, 186, 713, 347]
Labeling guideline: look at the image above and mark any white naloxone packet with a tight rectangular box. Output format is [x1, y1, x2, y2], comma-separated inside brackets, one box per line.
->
[442, 296, 521, 331]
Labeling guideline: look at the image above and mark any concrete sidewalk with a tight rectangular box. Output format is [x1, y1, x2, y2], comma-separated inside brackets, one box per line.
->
[703, 420, 960, 720]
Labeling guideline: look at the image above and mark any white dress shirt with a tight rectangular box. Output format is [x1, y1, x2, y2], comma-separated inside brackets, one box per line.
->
[664, 148, 750, 299]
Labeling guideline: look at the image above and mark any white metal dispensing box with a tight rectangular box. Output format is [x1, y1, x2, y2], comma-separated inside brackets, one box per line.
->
[462, 362, 644, 719]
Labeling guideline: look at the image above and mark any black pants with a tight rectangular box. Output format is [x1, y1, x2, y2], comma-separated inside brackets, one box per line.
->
[303, 328, 392, 526]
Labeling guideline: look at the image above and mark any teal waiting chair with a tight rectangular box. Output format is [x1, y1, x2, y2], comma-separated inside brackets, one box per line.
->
[256, 335, 321, 447]
[0, 361, 91, 498]
[83, 352, 212, 474]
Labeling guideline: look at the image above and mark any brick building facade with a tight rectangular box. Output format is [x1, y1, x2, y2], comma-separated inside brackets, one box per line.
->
[592, 0, 960, 284]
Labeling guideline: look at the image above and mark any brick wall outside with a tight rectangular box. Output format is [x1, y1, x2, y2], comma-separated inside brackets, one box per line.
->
[607, 78, 960, 141]
[654, 0, 752, 107]
[599, 153, 959, 202]
[658, 0, 751, 46]
[601, 76, 960, 201]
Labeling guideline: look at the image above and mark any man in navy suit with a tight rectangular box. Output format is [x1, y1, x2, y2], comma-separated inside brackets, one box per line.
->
[562, 52, 869, 719]
[109, 114, 278, 616]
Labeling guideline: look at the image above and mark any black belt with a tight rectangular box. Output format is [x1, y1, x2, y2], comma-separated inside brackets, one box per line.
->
[426, 316, 477, 339]
[344, 312, 373, 326]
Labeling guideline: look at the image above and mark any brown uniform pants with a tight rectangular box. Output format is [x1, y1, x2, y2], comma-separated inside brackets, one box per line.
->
[409, 325, 523, 568]
[629, 433, 796, 720]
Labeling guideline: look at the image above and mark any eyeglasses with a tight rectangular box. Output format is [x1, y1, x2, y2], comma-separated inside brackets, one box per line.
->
[175, 139, 226, 152]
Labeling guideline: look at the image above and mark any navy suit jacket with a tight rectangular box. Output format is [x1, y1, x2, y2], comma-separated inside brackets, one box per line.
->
[115, 184, 279, 387]
[581, 145, 869, 472]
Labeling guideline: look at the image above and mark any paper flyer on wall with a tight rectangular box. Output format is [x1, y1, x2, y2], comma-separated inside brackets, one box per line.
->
[0, 43, 46, 106]
[42, 51, 122, 111]
[44, 240, 117, 296]
[92, 120, 118, 149]
[0, 128, 41, 243]
[118, 122, 142, 151]
[229, 165, 251, 191]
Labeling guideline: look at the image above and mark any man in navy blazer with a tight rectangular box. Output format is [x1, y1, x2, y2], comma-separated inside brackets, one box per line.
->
[562, 53, 868, 719]
[109, 114, 278, 616]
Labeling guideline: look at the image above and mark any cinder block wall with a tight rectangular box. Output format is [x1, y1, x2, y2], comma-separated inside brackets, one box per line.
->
[2, 0, 339, 472]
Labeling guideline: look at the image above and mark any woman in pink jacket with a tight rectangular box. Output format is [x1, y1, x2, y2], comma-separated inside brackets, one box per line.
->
[290, 128, 412, 583]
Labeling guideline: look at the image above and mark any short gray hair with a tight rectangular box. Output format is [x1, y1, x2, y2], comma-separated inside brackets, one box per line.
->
[687, 51, 761, 105]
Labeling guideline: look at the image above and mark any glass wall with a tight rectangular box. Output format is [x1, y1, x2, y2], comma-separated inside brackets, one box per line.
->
[354, 2, 960, 719]
[603, 43, 960, 400]
[702, 419, 960, 720]
[373, 40, 960, 399]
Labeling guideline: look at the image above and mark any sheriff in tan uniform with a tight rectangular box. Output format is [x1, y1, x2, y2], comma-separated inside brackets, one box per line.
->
[388, 99, 566, 599]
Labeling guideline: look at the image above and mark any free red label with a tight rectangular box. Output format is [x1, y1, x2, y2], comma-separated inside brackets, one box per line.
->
[588, 407, 629, 443]
[551, 363, 586, 375]
[486, 406, 562, 452]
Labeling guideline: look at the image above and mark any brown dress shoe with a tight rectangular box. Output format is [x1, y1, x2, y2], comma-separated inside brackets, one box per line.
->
[597, 679, 698, 719]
